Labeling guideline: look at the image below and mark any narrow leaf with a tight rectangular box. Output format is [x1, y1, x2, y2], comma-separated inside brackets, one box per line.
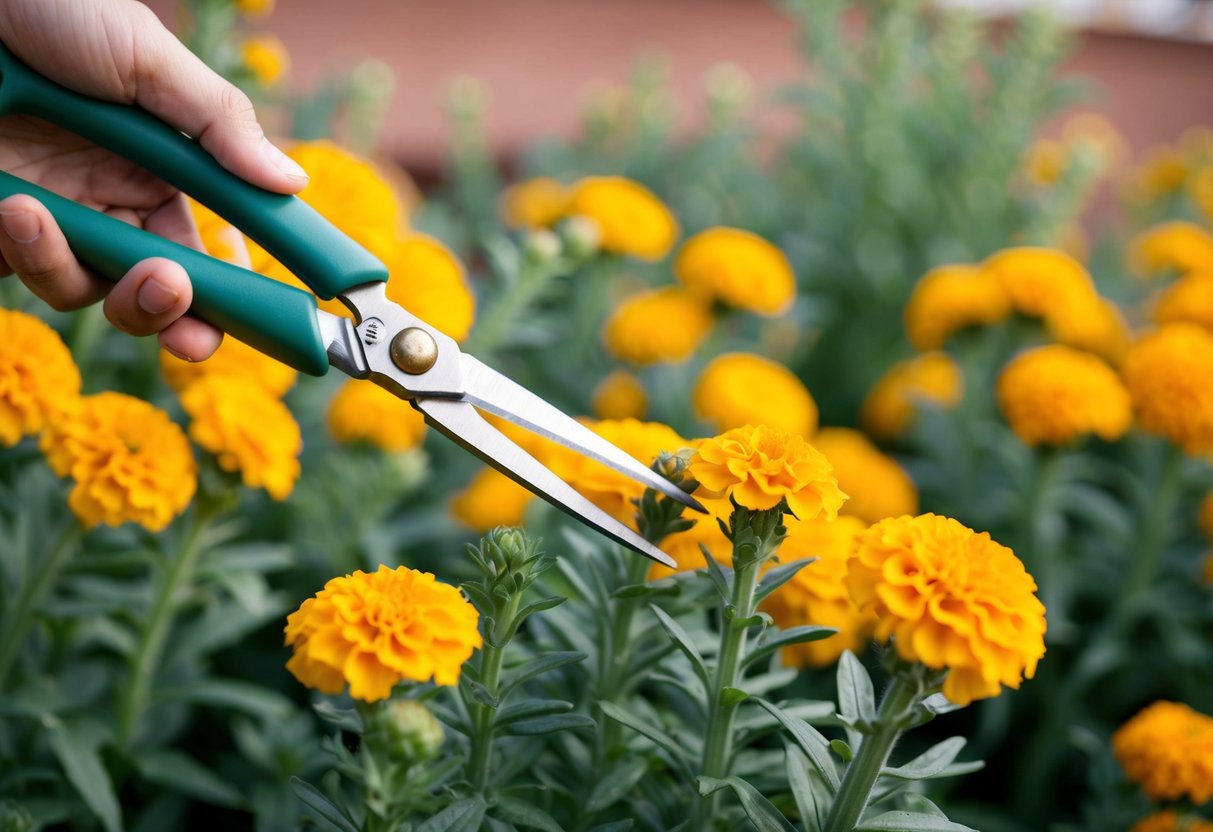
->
[786, 748, 824, 832]
[133, 749, 242, 807]
[503, 595, 565, 641]
[697, 776, 796, 832]
[881, 737, 974, 780]
[501, 651, 585, 698]
[312, 701, 363, 733]
[502, 713, 595, 735]
[45, 717, 121, 832]
[650, 605, 710, 688]
[855, 810, 978, 831]
[289, 777, 359, 832]
[495, 698, 573, 726]
[415, 797, 488, 832]
[700, 544, 732, 599]
[754, 698, 839, 791]
[160, 678, 294, 721]
[901, 795, 948, 818]
[493, 796, 563, 832]
[744, 626, 837, 669]
[829, 739, 853, 762]
[754, 557, 816, 602]
[720, 687, 749, 708]
[586, 757, 649, 813]
[837, 651, 875, 749]
[598, 700, 689, 764]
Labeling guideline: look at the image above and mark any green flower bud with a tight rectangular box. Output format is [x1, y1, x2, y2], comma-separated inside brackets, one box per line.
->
[560, 215, 602, 260]
[523, 229, 562, 265]
[363, 699, 444, 766]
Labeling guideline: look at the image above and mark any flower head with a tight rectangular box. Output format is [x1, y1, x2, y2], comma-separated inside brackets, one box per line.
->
[0, 310, 81, 447]
[568, 176, 678, 260]
[500, 177, 569, 229]
[1129, 221, 1213, 278]
[242, 35, 288, 86]
[327, 380, 427, 453]
[903, 264, 1012, 351]
[981, 247, 1095, 319]
[161, 336, 296, 398]
[592, 370, 648, 420]
[235, 0, 274, 17]
[1154, 270, 1213, 332]
[1131, 811, 1213, 832]
[811, 428, 917, 523]
[180, 376, 301, 500]
[760, 515, 875, 667]
[1044, 293, 1132, 364]
[692, 352, 818, 438]
[284, 564, 482, 702]
[674, 227, 795, 316]
[1122, 323, 1213, 451]
[996, 346, 1132, 446]
[41, 392, 195, 531]
[450, 467, 535, 532]
[1112, 701, 1213, 805]
[846, 514, 1047, 706]
[603, 287, 713, 365]
[384, 234, 476, 343]
[188, 199, 244, 263]
[690, 425, 845, 520]
[861, 352, 963, 440]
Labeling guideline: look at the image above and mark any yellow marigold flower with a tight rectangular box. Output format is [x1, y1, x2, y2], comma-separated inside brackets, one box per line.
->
[811, 428, 917, 524]
[1131, 811, 1213, 832]
[860, 352, 963, 441]
[327, 380, 427, 453]
[41, 392, 195, 532]
[545, 418, 688, 525]
[996, 346, 1132, 447]
[760, 515, 875, 668]
[903, 264, 1011, 351]
[242, 35, 288, 87]
[602, 287, 713, 366]
[674, 227, 795, 316]
[567, 176, 679, 261]
[1154, 270, 1213, 332]
[1024, 139, 1066, 186]
[235, 0, 274, 17]
[500, 177, 570, 229]
[982, 247, 1096, 319]
[690, 425, 845, 520]
[648, 494, 734, 579]
[161, 337, 296, 398]
[1129, 221, 1213, 278]
[1191, 168, 1213, 227]
[1122, 323, 1213, 452]
[180, 376, 301, 500]
[187, 199, 243, 263]
[592, 370, 647, 420]
[846, 514, 1046, 706]
[1044, 294, 1132, 364]
[692, 352, 818, 438]
[0, 310, 80, 447]
[1132, 147, 1190, 200]
[449, 467, 535, 532]
[1112, 701, 1213, 805]
[284, 564, 482, 702]
[384, 234, 475, 343]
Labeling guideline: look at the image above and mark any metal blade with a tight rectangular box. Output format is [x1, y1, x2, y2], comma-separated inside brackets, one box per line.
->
[415, 398, 677, 568]
[457, 354, 705, 513]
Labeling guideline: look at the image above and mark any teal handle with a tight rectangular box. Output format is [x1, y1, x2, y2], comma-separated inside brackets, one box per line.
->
[0, 172, 330, 376]
[0, 44, 387, 300]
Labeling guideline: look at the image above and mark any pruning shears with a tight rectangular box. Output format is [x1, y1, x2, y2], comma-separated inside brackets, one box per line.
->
[0, 44, 701, 566]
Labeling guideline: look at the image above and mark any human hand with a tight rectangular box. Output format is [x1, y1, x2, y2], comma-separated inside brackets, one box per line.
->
[0, 0, 306, 360]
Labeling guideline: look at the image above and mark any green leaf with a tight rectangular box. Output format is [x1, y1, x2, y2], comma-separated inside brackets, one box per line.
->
[829, 739, 853, 762]
[495, 698, 574, 726]
[586, 757, 649, 813]
[901, 795, 948, 818]
[502, 595, 566, 641]
[131, 749, 242, 807]
[464, 679, 500, 709]
[700, 544, 732, 600]
[754, 557, 816, 602]
[743, 625, 837, 669]
[45, 716, 121, 832]
[695, 776, 796, 832]
[855, 810, 978, 831]
[882, 737, 982, 780]
[502, 713, 595, 735]
[597, 700, 690, 764]
[415, 797, 488, 832]
[290, 778, 359, 832]
[754, 698, 839, 791]
[720, 687, 750, 708]
[837, 651, 875, 749]
[159, 678, 294, 721]
[649, 605, 710, 688]
[312, 701, 363, 734]
[501, 651, 585, 698]
[492, 796, 563, 832]
[786, 748, 825, 832]
[590, 823, 634, 832]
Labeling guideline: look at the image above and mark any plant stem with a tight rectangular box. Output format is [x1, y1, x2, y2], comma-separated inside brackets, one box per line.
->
[463, 258, 559, 360]
[822, 675, 918, 832]
[1120, 442, 1183, 606]
[466, 590, 522, 791]
[602, 554, 651, 699]
[0, 522, 83, 689]
[1020, 446, 1061, 629]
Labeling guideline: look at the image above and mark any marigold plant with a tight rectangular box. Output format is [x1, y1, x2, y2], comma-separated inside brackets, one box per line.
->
[673, 227, 795, 316]
[903, 263, 1011, 351]
[567, 176, 679, 260]
[0, 309, 81, 447]
[327, 380, 428, 453]
[1121, 323, 1213, 452]
[602, 287, 713, 365]
[861, 351, 963, 440]
[810, 427, 918, 523]
[591, 369, 648, 420]
[692, 352, 818, 438]
[1112, 701, 1213, 806]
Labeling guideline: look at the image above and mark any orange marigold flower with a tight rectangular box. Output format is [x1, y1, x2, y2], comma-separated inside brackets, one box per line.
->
[1044, 294, 1132, 364]
[383, 234, 476, 343]
[187, 199, 244, 263]
[674, 227, 795, 316]
[1191, 169, 1213, 227]
[500, 177, 570, 229]
[1131, 811, 1213, 832]
[602, 287, 713, 365]
[996, 346, 1132, 447]
[592, 370, 648, 420]
[0, 310, 81, 447]
[648, 494, 733, 579]
[327, 380, 427, 453]
[242, 35, 288, 86]
[1129, 221, 1213, 278]
[847, 514, 1046, 706]
[861, 352, 963, 441]
[760, 515, 875, 668]
[692, 352, 818, 438]
[1154, 270, 1213, 332]
[982, 247, 1096, 319]
[235, 0, 274, 17]
[1112, 701, 1213, 805]
[690, 425, 845, 520]
[903, 264, 1011, 351]
[1122, 323, 1213, 452]
[568, 176, 679, 261]
[161, 337, 296, 398]
[284, 564, 482, 702]
[180, 376, 301, 500]
[450, 467, 535, 532]
[41, 392, 195, 532]
[811, 428, 917, 524]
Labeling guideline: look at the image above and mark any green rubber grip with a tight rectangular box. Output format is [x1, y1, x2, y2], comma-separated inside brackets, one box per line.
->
[0, 44, 387, 300]
[0, 172, 330, 376]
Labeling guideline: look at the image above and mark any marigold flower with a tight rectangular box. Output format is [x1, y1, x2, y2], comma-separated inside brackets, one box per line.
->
[1191, 168, 1213, 226]
[1044, 293, 1132, 364]
[648, 494, 734, 579]
[235, 0, 274, 17]
[761, 515, 875, 667]
[846, 514, 1046, 706]
[1024, 139, 1066, 186]
[327, 380, 427, 453]
[981, 247, 1095, 319]
[861, 352, 963, 441]
[500, 177, 570, 229]
[903, 264, 1011, 351]
[188, 199, 244, 263]
[811, 428, 917, 524]
[383, 234, 476, 343]
[161, 337, 297, 398]
[242, 35, 288, 86]
[1122, 324, 1213, 452]
[692, 353, 817, 438]
[690, 425, 845, 520]
[1125, 147, 1189, 204]
[180, 376, 301, 500]
[284, 564, 482, 702]
[1154, 270, 1213, 332]
[1129, 221, 1213, 278]
[1131, 811, 1213, 832]
[567, 176, 678, 261]
[674, 227, 795, 316]
[41, 392, 196, 532]
[996, 346, 1132, 446]
[592, 370, 647, 420]
[602, 287, 713, 365]
[450, 467, 535, 532]
[1112, 701, 1213, 805]
[0, 310, 81, 447]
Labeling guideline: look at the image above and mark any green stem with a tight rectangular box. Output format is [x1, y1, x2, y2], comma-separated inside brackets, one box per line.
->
[602, 555, 652, 699]
[0, 522, 83, 689]
[1020, 446, 1061, 630]
[822, 675, 918, 832]
[1120, 442, 1183, 606]
[463, 258, 560, 360]
[466, 590, 522, 791]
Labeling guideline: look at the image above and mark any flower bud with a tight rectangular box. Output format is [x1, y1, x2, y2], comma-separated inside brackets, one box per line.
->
[523, 229, 562, 265]
[363, 699, 445, 766]
[560, 215, 602, 259]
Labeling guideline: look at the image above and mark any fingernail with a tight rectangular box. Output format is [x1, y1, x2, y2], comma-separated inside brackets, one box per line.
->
[0, 210, 40, 243]
[138, 276, 180, 314]
[262, 137, 309, 183]
[162, 344, 195, 362]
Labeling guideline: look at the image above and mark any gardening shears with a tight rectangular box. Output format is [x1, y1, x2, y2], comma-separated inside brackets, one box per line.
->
[0, 44, 702, 566]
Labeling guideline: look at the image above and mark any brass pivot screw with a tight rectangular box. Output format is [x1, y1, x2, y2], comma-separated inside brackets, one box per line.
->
[390, 327, 438, 374]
